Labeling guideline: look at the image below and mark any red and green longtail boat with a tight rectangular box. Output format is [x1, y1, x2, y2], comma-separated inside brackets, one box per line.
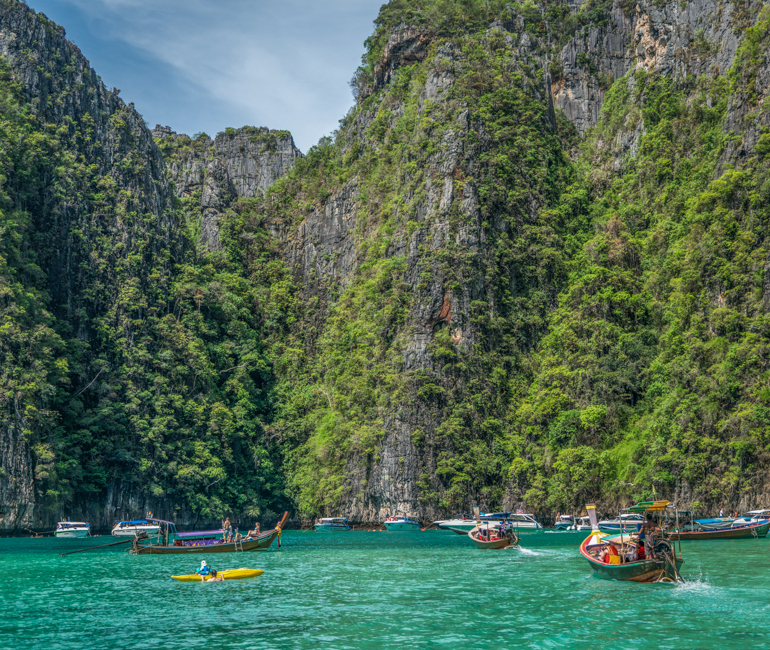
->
[580, 502, 684, 583]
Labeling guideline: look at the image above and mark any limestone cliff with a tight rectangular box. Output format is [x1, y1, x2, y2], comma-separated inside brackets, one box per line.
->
[153, 125, 302, 251]
[256, 0, 770, 523]
[0, 0, 174, 531]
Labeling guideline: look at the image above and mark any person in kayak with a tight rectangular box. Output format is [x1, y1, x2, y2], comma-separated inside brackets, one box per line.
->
[196, 560, 212, 582]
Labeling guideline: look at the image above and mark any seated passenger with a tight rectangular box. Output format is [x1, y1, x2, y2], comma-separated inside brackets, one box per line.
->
[196, 560, 212, 582]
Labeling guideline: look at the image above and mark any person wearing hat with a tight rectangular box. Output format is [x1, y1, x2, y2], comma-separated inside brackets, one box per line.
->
[196, 560, 212, 582]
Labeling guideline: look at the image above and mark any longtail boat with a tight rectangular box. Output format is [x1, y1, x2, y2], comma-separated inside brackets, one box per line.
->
[468, 523, 518, 549]
[132, 512, 288, 555]
[580, 502, 684, 583]
[668, 519, 770, 541]
[467, 507, 519, 549]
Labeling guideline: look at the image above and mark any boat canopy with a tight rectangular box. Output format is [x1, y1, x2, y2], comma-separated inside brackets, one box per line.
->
[176, 529, 222, 538]
[320, 517, 348, 523]
[57, 521, 89, 526]
[115, 520, 151, 525]
[626, 500, 673, 513]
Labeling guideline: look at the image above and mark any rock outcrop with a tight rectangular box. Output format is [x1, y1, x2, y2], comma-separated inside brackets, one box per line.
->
[553, 0, 742, 133]
[0, 0, 174, 531]
[154, 126, 302, 250]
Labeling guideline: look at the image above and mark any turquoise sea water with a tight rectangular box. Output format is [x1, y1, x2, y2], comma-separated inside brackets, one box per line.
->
[2, 530, 769, 650]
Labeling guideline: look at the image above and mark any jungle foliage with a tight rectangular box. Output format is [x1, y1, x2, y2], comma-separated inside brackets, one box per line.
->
[5, 0, 770, 523]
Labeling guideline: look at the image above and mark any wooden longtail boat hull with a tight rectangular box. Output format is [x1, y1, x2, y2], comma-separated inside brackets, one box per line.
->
[668, 520, 770, 540]
[580, 535, 683, 583]
[468, 526, 517, 549]
[134, 513, 288, 555]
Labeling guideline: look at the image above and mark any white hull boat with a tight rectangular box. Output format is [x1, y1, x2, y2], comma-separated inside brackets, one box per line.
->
[383, 516, 421, 531]
[434, 512, 542, 534]
[598, 513, 645, 533]
[112, 520, 161, 537]
[314, 517, 351, 532]
[55, 521, 91, 538]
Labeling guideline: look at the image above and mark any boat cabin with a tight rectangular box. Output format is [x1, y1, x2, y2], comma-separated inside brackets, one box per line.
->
[314, 517, 351, 531]
[56, 521, 89, 529]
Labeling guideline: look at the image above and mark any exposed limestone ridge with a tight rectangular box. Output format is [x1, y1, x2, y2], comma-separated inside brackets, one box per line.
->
[0, 0, 170, 215]
[0, 0, 174, 531]
[553, 0, 743, 135]
[154, 125, 302, 251]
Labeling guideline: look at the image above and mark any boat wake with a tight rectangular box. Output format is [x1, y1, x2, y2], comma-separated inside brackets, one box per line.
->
[672, 569, 712, 594]
[516, 547, 543, 556]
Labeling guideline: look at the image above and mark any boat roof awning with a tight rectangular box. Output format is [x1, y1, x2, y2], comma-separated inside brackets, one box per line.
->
[626, 500, 673, 513]
[176, 529, 222, 538]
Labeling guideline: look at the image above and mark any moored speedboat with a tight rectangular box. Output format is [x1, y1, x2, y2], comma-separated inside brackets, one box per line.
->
[554, 515, 573, 530]
[434, 511, 542, 535]
[383, 515, 421, 531]
[730, 510, 770, 528]
[112, 519, 162, 537]
[313, 517, 351, 532]
[597, 513, 645, 533]
[581, 501, 684, 583]
[572, 516, 592, 531]
[55, 521, 91, 538]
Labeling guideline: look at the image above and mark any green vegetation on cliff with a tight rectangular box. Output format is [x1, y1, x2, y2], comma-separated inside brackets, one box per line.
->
[3, 0, 770, 525]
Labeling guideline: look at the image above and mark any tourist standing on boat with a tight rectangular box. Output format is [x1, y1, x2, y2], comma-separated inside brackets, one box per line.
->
[719, 507, 724, 517]
[639, 514, 657, 559]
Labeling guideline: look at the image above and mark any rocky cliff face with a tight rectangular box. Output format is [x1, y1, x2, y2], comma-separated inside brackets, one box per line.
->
[0, 0, 176, 531]
[552, 0, 742, 134]
[259, 0, 770, 523]
[153, 125, 302, 250]
[3, 0, 770, 531]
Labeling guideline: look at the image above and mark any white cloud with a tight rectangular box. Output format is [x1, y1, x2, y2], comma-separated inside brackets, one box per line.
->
[44, 0, 382, 150]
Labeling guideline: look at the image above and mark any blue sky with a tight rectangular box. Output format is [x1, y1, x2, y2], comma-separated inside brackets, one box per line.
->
[26, 0, 384, 152]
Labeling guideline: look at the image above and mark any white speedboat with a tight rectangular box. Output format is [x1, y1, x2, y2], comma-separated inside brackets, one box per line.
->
[572, 516, 593, 531]
[313, 517, 351, 532]
[434, 511, 542, 534]
[597, 513, 645, 533]
[111, 519, 161, 537]
[383, 515, 421, 531]
[731, 510, 770, 528]
[694, 517, 735, 530]
[55, 521, 91, 538]
[554, 515, 574, 530]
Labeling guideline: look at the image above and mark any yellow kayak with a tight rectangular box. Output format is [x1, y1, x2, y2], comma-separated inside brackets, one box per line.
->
[171, 568, 264, 582]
